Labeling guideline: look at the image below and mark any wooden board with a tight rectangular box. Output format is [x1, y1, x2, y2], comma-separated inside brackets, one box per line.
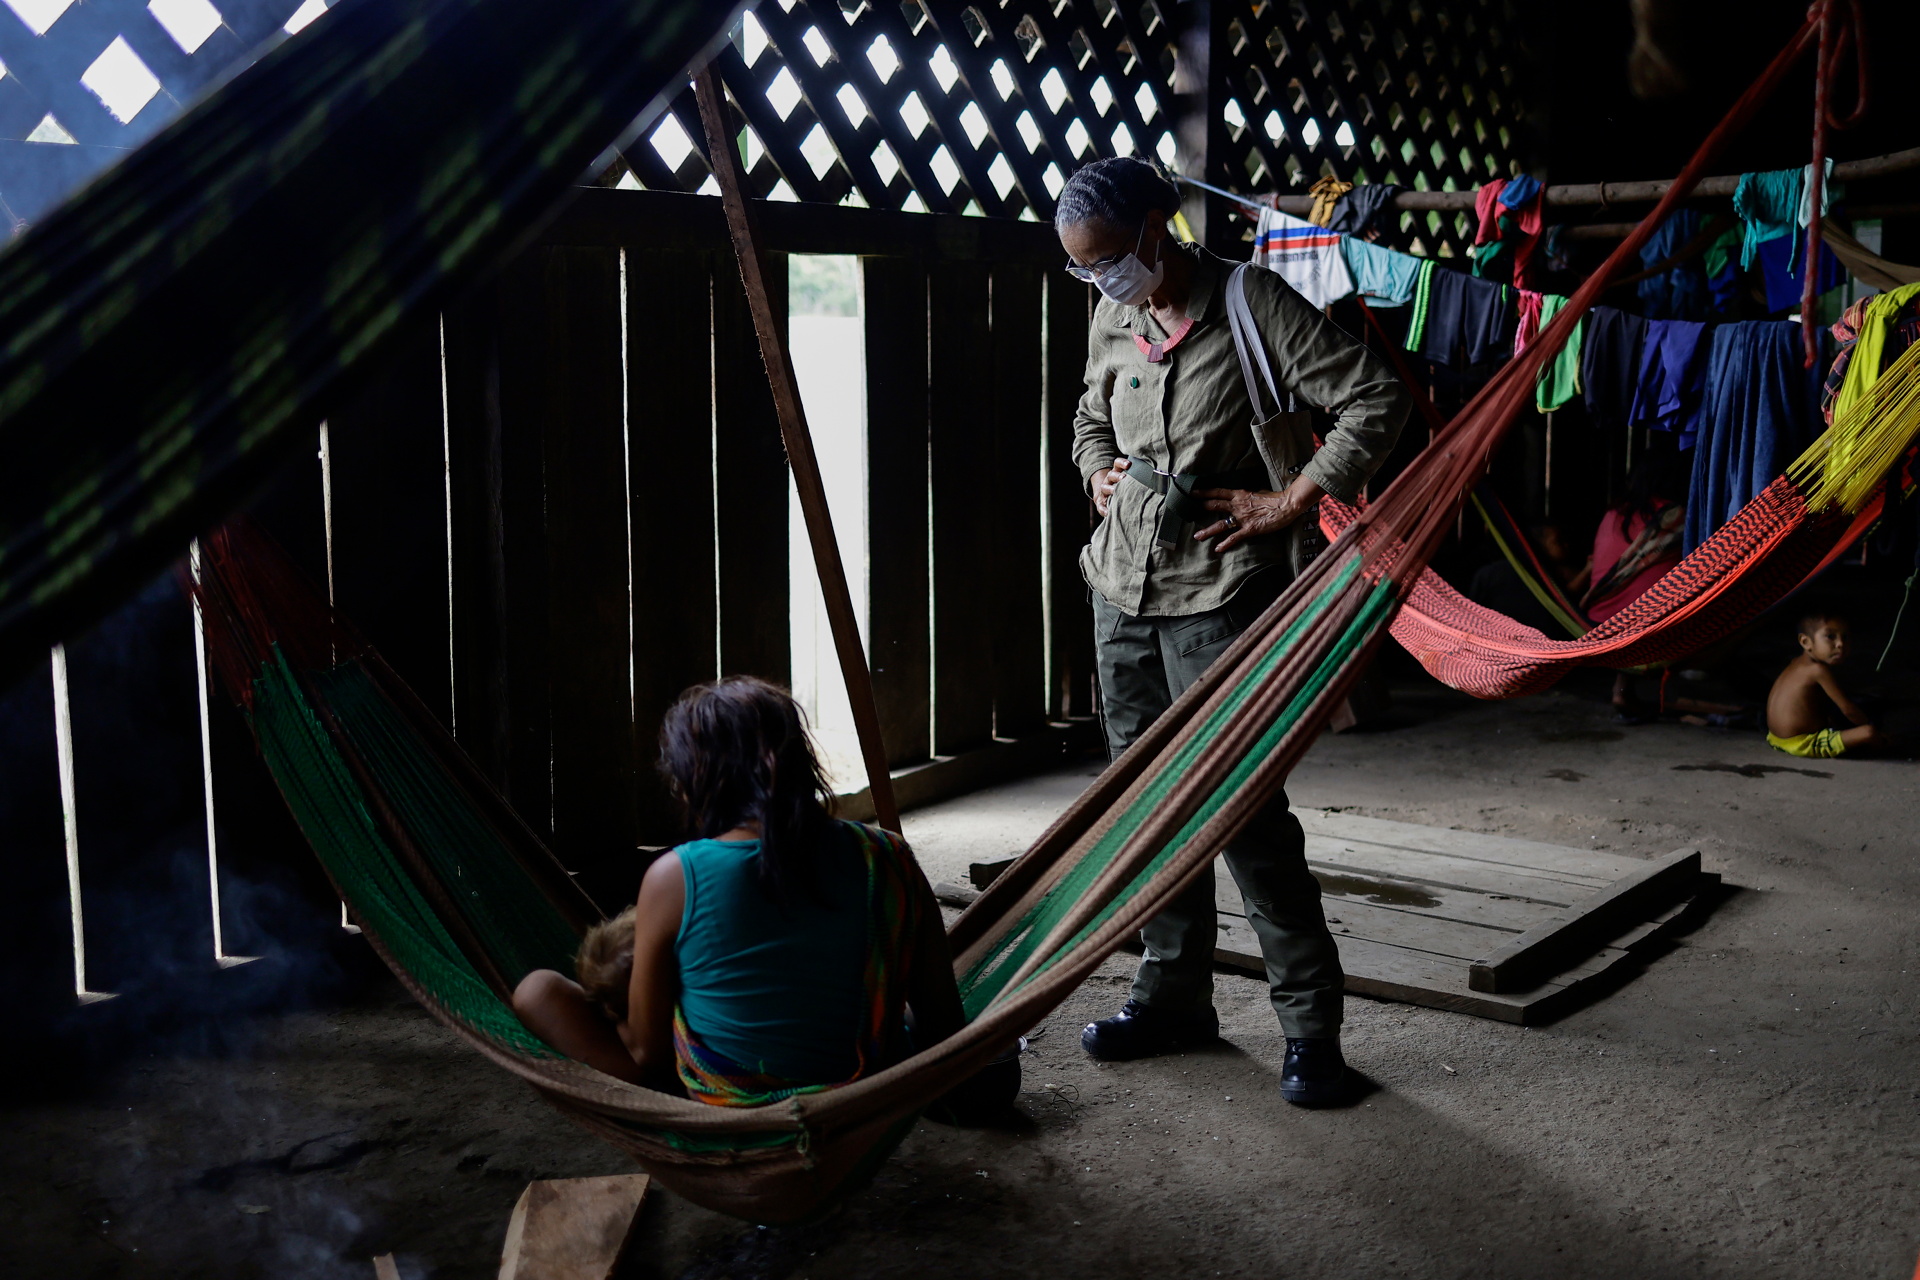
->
[927, 260, 994, 755]
[1211, 809, 1714, 1024]
[497, 1174, 649, 1280]
[987, 261, 1046, 738]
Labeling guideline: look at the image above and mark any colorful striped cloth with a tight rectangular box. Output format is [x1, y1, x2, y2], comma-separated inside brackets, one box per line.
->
[673, 822, 927, 1108]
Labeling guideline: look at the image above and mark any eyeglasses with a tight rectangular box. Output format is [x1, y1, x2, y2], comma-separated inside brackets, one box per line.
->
[1062, 250, 1128, 283]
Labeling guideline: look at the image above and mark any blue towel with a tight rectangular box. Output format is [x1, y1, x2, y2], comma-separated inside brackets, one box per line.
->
[1684, 322, 1824, 552]
[1636, 210, 1710, 321]
[1753, 233, 1846, 314]
[1629, 319, 1711, 449]
[1340, 236, 1423, 307]
[1734, 169, 1800, 270]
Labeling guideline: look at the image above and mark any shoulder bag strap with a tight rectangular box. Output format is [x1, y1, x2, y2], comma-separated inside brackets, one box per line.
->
[1227, 264, 1287, 420]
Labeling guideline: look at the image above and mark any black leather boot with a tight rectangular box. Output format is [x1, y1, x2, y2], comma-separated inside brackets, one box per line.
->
[1081, 999, 1220, 1061]
[1279, 1037, 1348, 1107]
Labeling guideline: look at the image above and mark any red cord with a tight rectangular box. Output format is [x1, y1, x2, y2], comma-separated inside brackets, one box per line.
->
[1801, 0, 1869, 367]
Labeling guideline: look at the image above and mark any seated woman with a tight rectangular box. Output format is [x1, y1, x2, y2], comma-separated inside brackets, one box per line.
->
[512, 677, 966, 1104]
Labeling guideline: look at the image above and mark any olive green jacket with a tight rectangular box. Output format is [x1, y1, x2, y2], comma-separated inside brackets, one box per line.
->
[1072, 242, 1411, 616]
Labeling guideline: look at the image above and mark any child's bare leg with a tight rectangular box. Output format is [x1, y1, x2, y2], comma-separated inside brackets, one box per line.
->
[511, 970, 643, 1083]
[1839, 723, 1886, 752]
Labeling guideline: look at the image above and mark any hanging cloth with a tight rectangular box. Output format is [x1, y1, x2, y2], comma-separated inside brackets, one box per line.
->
[1636, 210, 1711, 321]
[1326, 184, 1402, 237]
[1535, 295, 1584, 412]
[1734, 161, 1835, 274]
[1830, 281, 1920, 425]
[1821, 220, 1920, 293]
[1684, 322, 1824, 552]
[1581, 307, 1650, 433]
[1252, 208, 1354, 307]
[1470, 177, 1544, 288]
[1628, 319, 1711, 448]
[1419, 267, 1512, 368]
[1341, 236, 1424, 307]
[1403, 259, 1438, 350]
[1513, 290, 1546, 356]
[1306, 176, 1354, 228]
[1754, 233, 1845, 313]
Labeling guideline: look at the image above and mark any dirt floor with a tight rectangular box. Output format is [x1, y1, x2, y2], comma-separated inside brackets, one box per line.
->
[4, 667, 1917, 1279]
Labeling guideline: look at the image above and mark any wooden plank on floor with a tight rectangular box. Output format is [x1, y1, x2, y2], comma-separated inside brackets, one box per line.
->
[497, 1173, 649, 1280]
[862, 255, 931, 769]
[1303, 842, 1604, 904]
[988, 261, 1046, 738]
[1469, 848, 1703, 993]
[626, 249, 718, 842]
[927, 260, 994, 755]
[1217, 859, 1569, 934]
[1298, 808, 1646, 882]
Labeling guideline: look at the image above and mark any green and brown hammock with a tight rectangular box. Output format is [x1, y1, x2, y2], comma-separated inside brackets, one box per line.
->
[7, 0, 1907, 1229]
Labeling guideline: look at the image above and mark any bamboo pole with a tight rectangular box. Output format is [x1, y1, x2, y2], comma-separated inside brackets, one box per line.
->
[692, 70, 901, 833]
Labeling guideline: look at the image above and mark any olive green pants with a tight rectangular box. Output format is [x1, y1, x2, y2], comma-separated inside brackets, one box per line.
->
[1091, 579, 1344, 1039]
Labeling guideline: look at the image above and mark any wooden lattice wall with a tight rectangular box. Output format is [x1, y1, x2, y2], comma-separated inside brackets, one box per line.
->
[616, 0, 1530, 258]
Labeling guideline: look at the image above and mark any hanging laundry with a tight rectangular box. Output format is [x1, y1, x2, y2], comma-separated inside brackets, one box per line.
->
[1306, 176, 1354, 228]
[1535, 294, 1584, 413]
[1684, 322, 1824, 553]
[1403, 259, 1438, 350]
[1734, 161, 1835, 273]
[1416, 265, 1512, 367]
[1628, 319, 1711, 449]
[1469, 177, 1544, 288]
[1341, 236, 1423, 307]
[1825, 281, 1920, 425]
[1822, 220, 1920, 292]
[1636, 209, 1711, 321]
[1753, 233, 1845, 314]
[1513, 290, 1546, 355]
[1326, 183, 1402, 238]
[1580, 306, 1648, 432]
[1702, 222, 1746, 313]
[1253, 208, 1354, 307]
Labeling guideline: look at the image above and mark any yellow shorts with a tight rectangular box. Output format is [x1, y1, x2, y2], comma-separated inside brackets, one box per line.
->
[1766, 728, 1846, 759]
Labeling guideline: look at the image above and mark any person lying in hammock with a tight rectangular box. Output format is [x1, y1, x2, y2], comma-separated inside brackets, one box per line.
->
[1765, 611, 1888, 760]
[511, 677, 966, 1104]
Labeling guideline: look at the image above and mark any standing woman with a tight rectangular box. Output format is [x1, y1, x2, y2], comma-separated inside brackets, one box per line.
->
[1059, 157, 1410, 1106]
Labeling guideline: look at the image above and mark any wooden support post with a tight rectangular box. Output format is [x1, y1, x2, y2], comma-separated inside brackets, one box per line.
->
[694, 70, 899, 832]
[1171, 2, 1233, 255]
[496, 1175, 649, 1280]
[862, 255, 932, 768]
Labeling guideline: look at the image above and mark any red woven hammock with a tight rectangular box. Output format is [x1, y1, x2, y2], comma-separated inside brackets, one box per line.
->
[1323, 5, 1895, 701]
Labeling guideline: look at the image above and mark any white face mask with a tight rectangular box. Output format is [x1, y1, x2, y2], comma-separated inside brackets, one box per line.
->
[1093, 220, 1164, 307]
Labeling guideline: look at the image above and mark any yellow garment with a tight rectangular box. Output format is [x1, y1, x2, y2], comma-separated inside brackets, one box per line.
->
[1831, 280, 1920, 425]
[1766, 728, 1847, 759]
[1307, 176, 1353, 228]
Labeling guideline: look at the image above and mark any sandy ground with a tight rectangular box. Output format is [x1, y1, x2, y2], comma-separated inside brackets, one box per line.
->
[4, 674, 1917, 1279]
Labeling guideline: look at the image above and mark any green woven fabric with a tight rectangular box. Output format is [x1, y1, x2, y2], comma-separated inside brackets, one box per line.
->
[0, 0, 737, 684]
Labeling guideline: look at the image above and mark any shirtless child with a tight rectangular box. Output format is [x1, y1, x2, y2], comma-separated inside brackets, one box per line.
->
[1765, 612, 1885, 759]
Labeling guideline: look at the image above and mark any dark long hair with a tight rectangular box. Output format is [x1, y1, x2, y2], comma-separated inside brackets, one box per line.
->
[1054, 155, 1181, 233]
[657, 677, 834, 905]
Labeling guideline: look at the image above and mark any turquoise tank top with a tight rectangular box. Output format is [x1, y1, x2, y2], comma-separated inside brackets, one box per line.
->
[674, 819, 871, 1083]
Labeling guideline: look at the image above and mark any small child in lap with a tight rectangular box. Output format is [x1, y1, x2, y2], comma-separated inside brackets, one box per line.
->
[512, 676, 964, 1101]
[1765, 612, 1886, 760]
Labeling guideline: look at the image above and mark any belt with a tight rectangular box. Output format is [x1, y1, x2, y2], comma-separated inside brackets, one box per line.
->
[1125, 458, 1268, 548]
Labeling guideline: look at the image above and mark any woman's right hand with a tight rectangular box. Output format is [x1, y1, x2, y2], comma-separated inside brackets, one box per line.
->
[1092, 457, 1130, 517]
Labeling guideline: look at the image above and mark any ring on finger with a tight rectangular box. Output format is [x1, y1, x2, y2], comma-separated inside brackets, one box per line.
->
[1224, 515, 1239, 530]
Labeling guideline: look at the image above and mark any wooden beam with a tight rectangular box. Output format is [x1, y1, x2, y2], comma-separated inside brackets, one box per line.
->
[1468, 848, 1703, 994]
[694, 71, 901, 834]
[1263, 145, 1920, 215]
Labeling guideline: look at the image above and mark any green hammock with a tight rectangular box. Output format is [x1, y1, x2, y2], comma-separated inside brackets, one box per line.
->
[0, 0, 742, 687]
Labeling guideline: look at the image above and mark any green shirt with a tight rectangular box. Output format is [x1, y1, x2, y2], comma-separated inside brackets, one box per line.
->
[1072, 243, 1411, 616]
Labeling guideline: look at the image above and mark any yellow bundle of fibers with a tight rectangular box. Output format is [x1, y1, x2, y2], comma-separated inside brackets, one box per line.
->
[1789, 334, 1920, 514]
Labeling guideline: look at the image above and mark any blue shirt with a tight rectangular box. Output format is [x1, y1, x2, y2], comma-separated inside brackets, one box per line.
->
[674, 819, 871, 1083]
[1340, 236, 1423, 307]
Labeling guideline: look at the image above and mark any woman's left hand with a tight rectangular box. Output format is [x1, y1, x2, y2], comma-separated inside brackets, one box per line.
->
[1193, 474, 1327, 554]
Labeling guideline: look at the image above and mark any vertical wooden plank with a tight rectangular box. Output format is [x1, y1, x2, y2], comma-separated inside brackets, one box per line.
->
[927, 260, 995, 755]
[862, 256, 931, 768]
[540, 246, 639, 864]
[626, 250, 718, 841]
[325, 320, 453, 723]
[490, 253, 556, 835]
[442, 286, 511, 784]
[989, 262, 1046, 737]
[1046, 272, 1096, 719]
[0, 663, 84, 1023]
[711, 250, 790, 686]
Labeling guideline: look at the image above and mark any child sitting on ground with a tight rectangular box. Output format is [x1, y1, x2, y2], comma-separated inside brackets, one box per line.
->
[1765, 612, 1886, 759]
[511, 676, 967, 1102]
